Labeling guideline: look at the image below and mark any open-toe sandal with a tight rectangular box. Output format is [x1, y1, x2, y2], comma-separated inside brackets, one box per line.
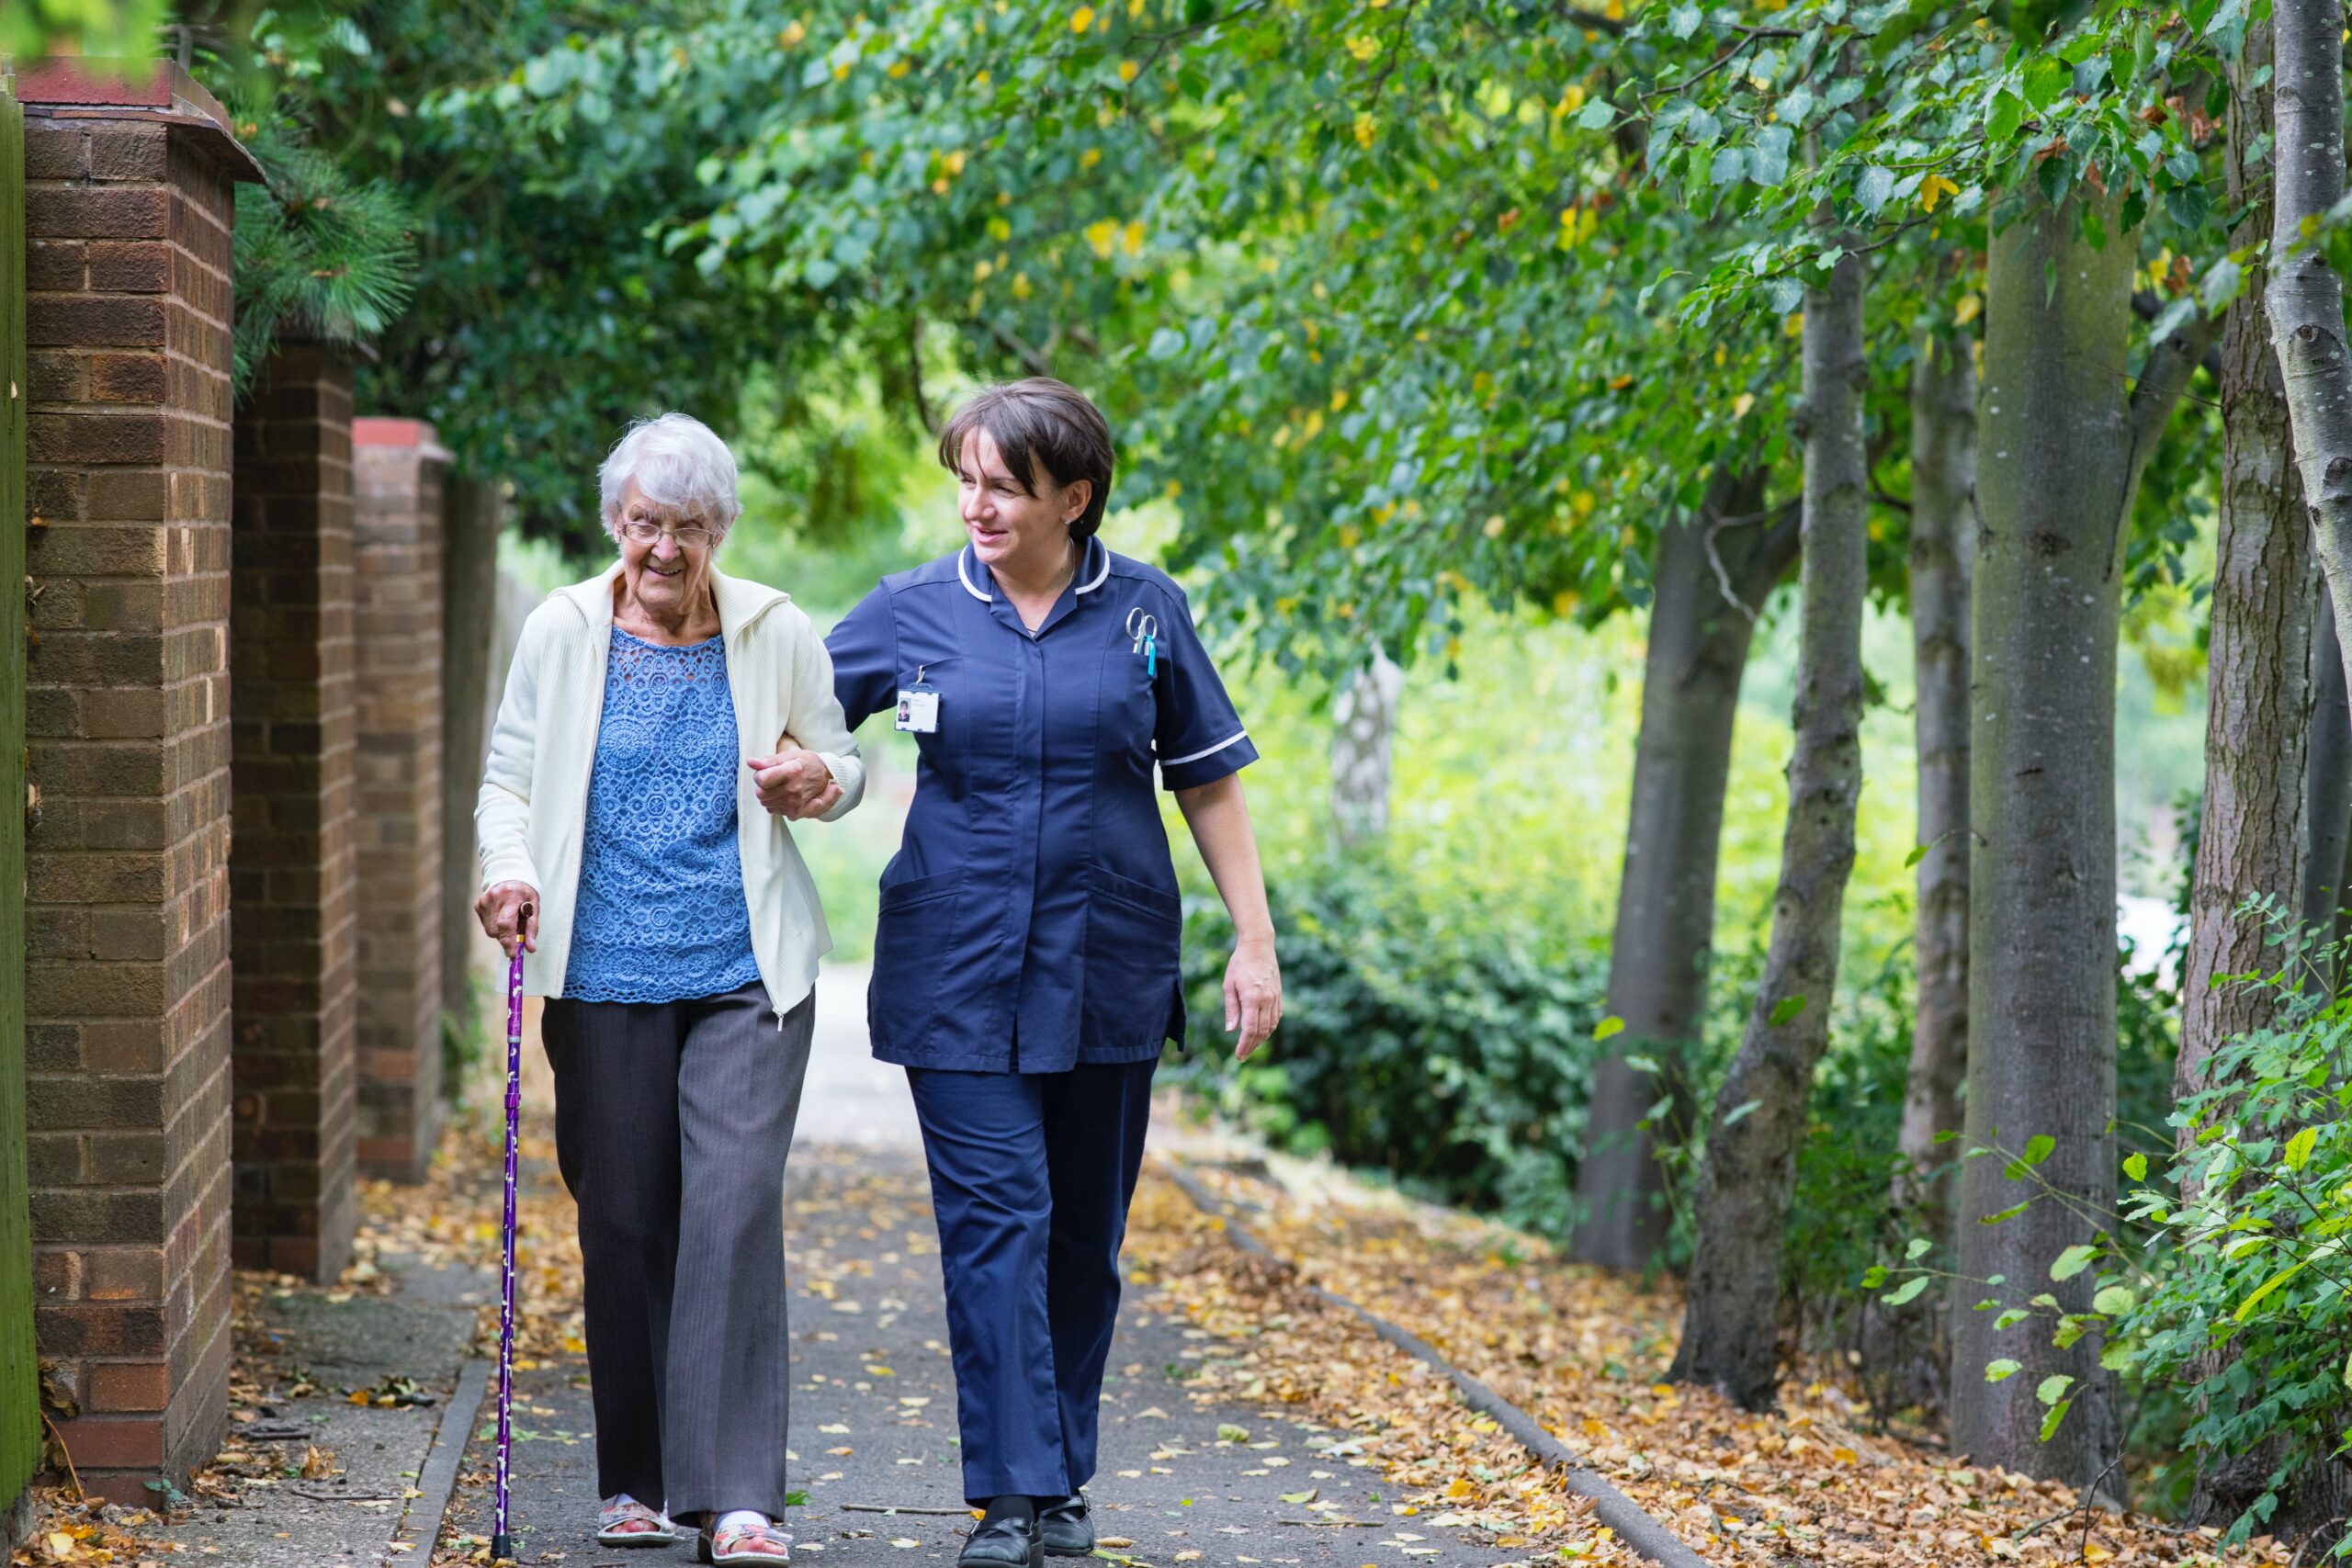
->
[700, 1518, 793, 1564]
[595, 1496, 680, 1548]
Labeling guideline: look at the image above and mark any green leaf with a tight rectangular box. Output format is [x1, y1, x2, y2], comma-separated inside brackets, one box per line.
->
[1575, 99, 1616, 131]
[1881, 1276, 1930, 1308]
[2050, 1244, 2098, 1281]
[1747, 125, 1792, 186]
[1986, 89, 2024, 144]
[1594, 1016, 1625, 1041]
[2092, 1284, 2135, 1314]
[2023, 1134, 2056, 1167]
[2036, 1373, 2075, 1407]
[2021, 54, 2070, 111]
[1905, 1237, 1933, 1261]
[1768, 994, 1807, 1026]
[1984, 1359, 2022, 1382]
[1668, 3, 1702, 37]
[1979, 1201, 2031, 1225]
[2122, 1152, 2148, 1182]
[1904, 840, 1929, 868]
[2039, 1396, 2073, 1443]
[1854, 165, 1894, 215]
[1724, 1098, 1762, 1125]
[1217, 1423, 1250, 1442]
[2286, 1126, 2318, 1171]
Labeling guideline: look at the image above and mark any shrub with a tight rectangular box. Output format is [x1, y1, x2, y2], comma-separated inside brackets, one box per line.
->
[1173, 848, 1611, 1237]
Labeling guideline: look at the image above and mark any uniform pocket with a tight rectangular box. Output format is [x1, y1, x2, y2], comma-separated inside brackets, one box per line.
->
[871, 870, 964, 1050]
[1082, 868, 1182, 1051]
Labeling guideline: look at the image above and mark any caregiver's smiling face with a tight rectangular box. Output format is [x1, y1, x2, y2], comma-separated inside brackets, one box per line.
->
[955, 428, 1088, 578]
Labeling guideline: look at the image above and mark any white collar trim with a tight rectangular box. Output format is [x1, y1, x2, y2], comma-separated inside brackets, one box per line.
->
[1073, 536, 1111, 594]
[956, 547, 993, 603]
[960, 538, 1109, 602]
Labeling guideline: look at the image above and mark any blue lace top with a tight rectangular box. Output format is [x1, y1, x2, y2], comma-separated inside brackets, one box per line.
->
[563, 627, 763, 1003]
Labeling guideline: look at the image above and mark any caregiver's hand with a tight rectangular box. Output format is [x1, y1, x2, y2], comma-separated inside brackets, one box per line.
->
[477, 881, 539, 959]
[748, 745, 842, 820]
[1225, 933, 1283, 1061]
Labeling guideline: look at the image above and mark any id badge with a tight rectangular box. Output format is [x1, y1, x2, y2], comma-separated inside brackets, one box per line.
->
[896, 684, 940, 733]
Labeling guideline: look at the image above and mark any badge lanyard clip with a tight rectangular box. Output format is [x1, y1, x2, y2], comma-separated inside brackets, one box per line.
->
[896, 662, 940, 733]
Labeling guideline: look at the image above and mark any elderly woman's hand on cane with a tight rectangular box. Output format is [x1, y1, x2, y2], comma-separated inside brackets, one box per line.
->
[477, 880, 541, 958]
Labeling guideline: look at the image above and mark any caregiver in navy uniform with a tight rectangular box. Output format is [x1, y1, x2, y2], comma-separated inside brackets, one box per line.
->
[827, 378, 1282, 1567]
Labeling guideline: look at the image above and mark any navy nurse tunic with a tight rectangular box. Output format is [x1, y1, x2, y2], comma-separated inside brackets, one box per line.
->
[826, 536, 1257, 1072]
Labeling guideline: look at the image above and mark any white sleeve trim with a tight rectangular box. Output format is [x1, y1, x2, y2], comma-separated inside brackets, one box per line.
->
[1162, 729, 1250, 768]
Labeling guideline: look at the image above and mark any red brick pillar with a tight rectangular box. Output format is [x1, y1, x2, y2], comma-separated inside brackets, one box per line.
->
[229, 344, 357, 1280]
[17, 62, 262, 1498]
[351, 420, 447, 1179]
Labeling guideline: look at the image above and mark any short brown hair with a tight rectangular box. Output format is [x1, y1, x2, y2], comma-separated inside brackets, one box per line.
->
[936, 378, 1116, 541]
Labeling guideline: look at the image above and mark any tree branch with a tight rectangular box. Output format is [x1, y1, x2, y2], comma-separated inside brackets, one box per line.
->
[2131, 289, 2224, 379]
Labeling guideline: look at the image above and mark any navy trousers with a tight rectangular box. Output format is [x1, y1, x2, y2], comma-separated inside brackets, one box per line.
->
[906, 1058, 1158, 1505]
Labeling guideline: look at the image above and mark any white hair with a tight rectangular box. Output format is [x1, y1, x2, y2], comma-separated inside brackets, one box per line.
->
[598, 412, 742, 543]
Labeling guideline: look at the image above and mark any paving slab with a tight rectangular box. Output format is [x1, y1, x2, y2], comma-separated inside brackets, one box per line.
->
[148, 1248, 487, 1568]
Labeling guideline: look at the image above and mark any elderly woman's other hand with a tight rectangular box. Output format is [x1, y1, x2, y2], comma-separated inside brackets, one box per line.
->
[747, 746, 842, 820]
[477, 880, 540, 959]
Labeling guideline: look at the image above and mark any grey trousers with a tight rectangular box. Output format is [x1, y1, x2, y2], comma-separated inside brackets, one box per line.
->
[542, 980, 815, 1522]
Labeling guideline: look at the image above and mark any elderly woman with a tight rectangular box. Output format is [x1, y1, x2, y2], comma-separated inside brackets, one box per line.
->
[475, 412, 860, 1565]
[827, 378, 1282, 1567]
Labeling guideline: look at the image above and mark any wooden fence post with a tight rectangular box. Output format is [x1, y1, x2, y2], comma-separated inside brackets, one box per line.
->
[0, 71, 44, 1555]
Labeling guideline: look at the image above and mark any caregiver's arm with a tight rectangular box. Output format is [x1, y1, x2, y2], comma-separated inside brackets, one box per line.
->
[1174, 772, 1283, 1060]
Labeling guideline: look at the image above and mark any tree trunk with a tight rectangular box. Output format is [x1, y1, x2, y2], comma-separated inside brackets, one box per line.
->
[1895, 326, 1976, 1224]
[1571, 467, 1798, 1270]
[2179, 8, 2314, 1114]
[2269, 0, 2352, 716]
[1951, 189, 2211, 1489]
[1668, 238, 1868, 1409]
[1330, 645, 1403, 849]
[2302, 592, 2352, 980]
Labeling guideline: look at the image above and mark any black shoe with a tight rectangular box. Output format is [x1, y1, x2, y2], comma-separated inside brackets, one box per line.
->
[958, 1514, 1044, 1568]
[1037, 1494, 1093, 1558]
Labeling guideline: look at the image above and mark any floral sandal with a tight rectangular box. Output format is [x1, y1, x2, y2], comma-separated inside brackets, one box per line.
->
[699, 1517, 793, 1563]
[596, 1495, 680, 1548]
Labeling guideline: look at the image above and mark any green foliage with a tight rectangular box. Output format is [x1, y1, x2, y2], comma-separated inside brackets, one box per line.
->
[1, 0, 168, 59]
[225, 98, 419, 399]
[1172, 847, 1613, 1238]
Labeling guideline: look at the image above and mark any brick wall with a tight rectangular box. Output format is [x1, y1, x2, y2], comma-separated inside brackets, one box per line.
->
[18, 70, 262, 1498]
[352, 422, 446, 1180]
[229, 344, 357, 1280]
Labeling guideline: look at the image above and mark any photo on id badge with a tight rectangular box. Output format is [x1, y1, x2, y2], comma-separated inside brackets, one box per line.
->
[897, 678, 939, 734]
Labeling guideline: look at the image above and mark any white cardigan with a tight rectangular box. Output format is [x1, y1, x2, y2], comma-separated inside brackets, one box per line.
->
[475, 561, 865, 1018]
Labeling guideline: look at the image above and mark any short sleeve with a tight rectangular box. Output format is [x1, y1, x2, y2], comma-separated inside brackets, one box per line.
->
[825, 583, 899, 731]
[1152, 586, 1259, 791]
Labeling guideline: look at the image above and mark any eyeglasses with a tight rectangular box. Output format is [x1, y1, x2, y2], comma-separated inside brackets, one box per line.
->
[618, 519, 720, 549]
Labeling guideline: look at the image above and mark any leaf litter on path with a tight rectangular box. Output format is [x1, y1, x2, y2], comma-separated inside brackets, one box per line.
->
[1136, 1133, 2290, 1568]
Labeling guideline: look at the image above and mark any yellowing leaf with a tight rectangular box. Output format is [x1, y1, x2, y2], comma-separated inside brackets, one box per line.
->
[1954, 292, 1982, 325]
[1070, 6, 1096, 30]
[1347, 33, 1379, 60]
[1732, 392, 1757, 418]
[1118, 59, 1140, 83]
[1085, 219, 1119, 258]
[1919, 175, 1960, 212]
[777, 20, 807, 46]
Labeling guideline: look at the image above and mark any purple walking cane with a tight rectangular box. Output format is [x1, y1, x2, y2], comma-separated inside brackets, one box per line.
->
[493, 909, 530, 1564]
